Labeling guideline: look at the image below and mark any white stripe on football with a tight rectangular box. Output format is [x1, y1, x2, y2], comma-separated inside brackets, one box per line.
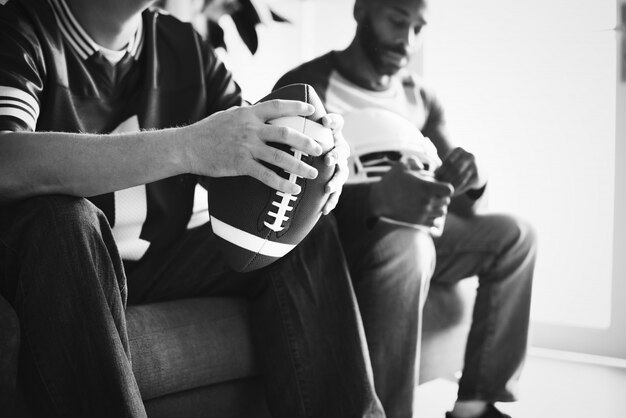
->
[211, 216, 296, 258]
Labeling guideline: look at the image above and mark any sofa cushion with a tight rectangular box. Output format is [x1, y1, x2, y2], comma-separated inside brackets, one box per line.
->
[144, 378, 270, 418]
[126, 298, 258, 401]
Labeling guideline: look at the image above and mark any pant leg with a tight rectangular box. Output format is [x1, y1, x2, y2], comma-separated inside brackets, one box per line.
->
[338, 216, 436, 418]
[126, 216, 385, 418]
[432, 212, 537, 402]
[0, 195, 145, 418]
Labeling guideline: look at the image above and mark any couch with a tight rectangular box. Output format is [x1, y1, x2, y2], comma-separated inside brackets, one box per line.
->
[0, 278, 476, 417]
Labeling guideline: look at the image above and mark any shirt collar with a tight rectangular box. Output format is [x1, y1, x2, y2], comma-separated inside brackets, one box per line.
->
[48, 0, 144, 63]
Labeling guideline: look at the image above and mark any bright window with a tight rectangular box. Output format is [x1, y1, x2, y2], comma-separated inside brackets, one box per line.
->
[422, 0, 617, 328]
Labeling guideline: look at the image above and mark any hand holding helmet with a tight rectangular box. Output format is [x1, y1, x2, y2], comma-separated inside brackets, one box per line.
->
[342, 108, 453, 234]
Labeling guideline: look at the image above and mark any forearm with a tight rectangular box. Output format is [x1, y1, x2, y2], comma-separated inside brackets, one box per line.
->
[0, 128, 189, 202]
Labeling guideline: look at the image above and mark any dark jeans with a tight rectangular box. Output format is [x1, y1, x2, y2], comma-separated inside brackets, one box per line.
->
[338, 210, 537, 418]
[0, 195, 384, 418]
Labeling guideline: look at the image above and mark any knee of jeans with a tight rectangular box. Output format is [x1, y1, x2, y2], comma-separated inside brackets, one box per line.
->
[11, 196, 125, 300]
[378, 227, 436, 286]
[22, 195, 108, 239]
[490, 214, 538, 259]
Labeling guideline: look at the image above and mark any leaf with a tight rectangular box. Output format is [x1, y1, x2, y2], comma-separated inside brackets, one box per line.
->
[207, 20, 227, 50]
[202, 0, 291, 54]
[230, 0, 261, 54]
[270, 10, 290, 23]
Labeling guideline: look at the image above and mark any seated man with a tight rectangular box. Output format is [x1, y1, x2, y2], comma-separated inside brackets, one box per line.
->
[275, 0, 537, 417]
[0, 0, 384, 417]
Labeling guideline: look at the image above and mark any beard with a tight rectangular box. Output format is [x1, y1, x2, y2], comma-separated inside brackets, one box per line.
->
[358, 14, 410, 76]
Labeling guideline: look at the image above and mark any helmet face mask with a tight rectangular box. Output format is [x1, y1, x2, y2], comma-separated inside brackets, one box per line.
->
[342, 108, 441, 184]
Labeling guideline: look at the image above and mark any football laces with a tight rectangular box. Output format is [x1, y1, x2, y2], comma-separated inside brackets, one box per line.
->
[264, 148, 306, 232]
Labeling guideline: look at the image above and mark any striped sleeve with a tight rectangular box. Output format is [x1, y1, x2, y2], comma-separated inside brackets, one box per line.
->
[0, 2, 44, 132]
[0, 85, 40, 131]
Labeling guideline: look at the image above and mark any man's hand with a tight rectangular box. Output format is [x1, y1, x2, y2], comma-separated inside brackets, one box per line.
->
[319, 113, 350, 215]
[435, 147, 485, 196]
[370, 163, 454, 227]
[184, 100, 323, 195]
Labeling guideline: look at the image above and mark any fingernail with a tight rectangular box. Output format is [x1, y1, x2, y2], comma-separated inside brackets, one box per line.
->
[309, 167, 319, 179]
[292, 184, 302, 195]
[325, 152, 336, 165]
[306, 104, 315, 114]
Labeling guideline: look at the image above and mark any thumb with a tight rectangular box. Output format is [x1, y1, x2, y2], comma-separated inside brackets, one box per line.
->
[429, 179, 455, 197]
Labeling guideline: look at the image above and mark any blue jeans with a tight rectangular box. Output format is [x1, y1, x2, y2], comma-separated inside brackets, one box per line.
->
[433, 213, 536, 403]
[0, 195, 384, 418]
[337, 195, 536, 418]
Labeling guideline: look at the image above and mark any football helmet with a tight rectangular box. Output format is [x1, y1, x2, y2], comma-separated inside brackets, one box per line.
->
[342, 107, 441, 184]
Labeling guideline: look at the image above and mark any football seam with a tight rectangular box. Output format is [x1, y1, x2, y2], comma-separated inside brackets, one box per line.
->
[241, 228, 275, 272]
[263, 119, 309, 233]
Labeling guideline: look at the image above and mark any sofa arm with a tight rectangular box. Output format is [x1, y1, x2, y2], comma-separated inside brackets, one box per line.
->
[420, 278, 477, 383]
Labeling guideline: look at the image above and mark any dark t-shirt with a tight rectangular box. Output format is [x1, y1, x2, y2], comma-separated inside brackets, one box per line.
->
[0, 0, 243, 259]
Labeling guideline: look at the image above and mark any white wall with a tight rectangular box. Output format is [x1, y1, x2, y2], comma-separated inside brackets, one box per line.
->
[220, 0, 356, 102]
[422, 0, 617, 330]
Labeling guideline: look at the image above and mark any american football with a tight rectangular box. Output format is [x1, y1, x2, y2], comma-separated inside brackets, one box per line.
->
[207, 84, 335, 272]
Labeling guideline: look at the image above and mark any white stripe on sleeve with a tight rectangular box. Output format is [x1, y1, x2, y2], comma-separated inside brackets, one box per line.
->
[0, 86, 39, 130]
[0, 86, 39, 117]
[0, 107, 36, 130]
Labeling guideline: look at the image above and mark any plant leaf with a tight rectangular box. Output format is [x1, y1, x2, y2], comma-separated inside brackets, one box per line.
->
[230, 0, 261, 54]
[270, 10, 290, 23]
[207, 20, 227, 50]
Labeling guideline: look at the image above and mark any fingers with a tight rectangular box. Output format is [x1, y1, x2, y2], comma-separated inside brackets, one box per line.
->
[413, 172, 454, 198]
[432, 180, 455, 198]
[444, 158, 475, 192]
[322, 155, 349, 215]
[325, 153, 349, 188]
[324, 141, 350, 194]
[452, 168, 476, 195]
[322, 187, 342, 215]
[324, 114, 350, 165]
[253, 99, 315, 120]
[436, 147, 467, 180]
[254, 144, 318, 180]
[444, 146, 466, 164]
[436, 147, 478, 194]
[320, 113, 344, 133]
[321, 117, 350, 215]
[244, 161, 302, 195]
[259, 124, 323, 157]
[322, 145, 349, 215]
[324, 136, 350, 167]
